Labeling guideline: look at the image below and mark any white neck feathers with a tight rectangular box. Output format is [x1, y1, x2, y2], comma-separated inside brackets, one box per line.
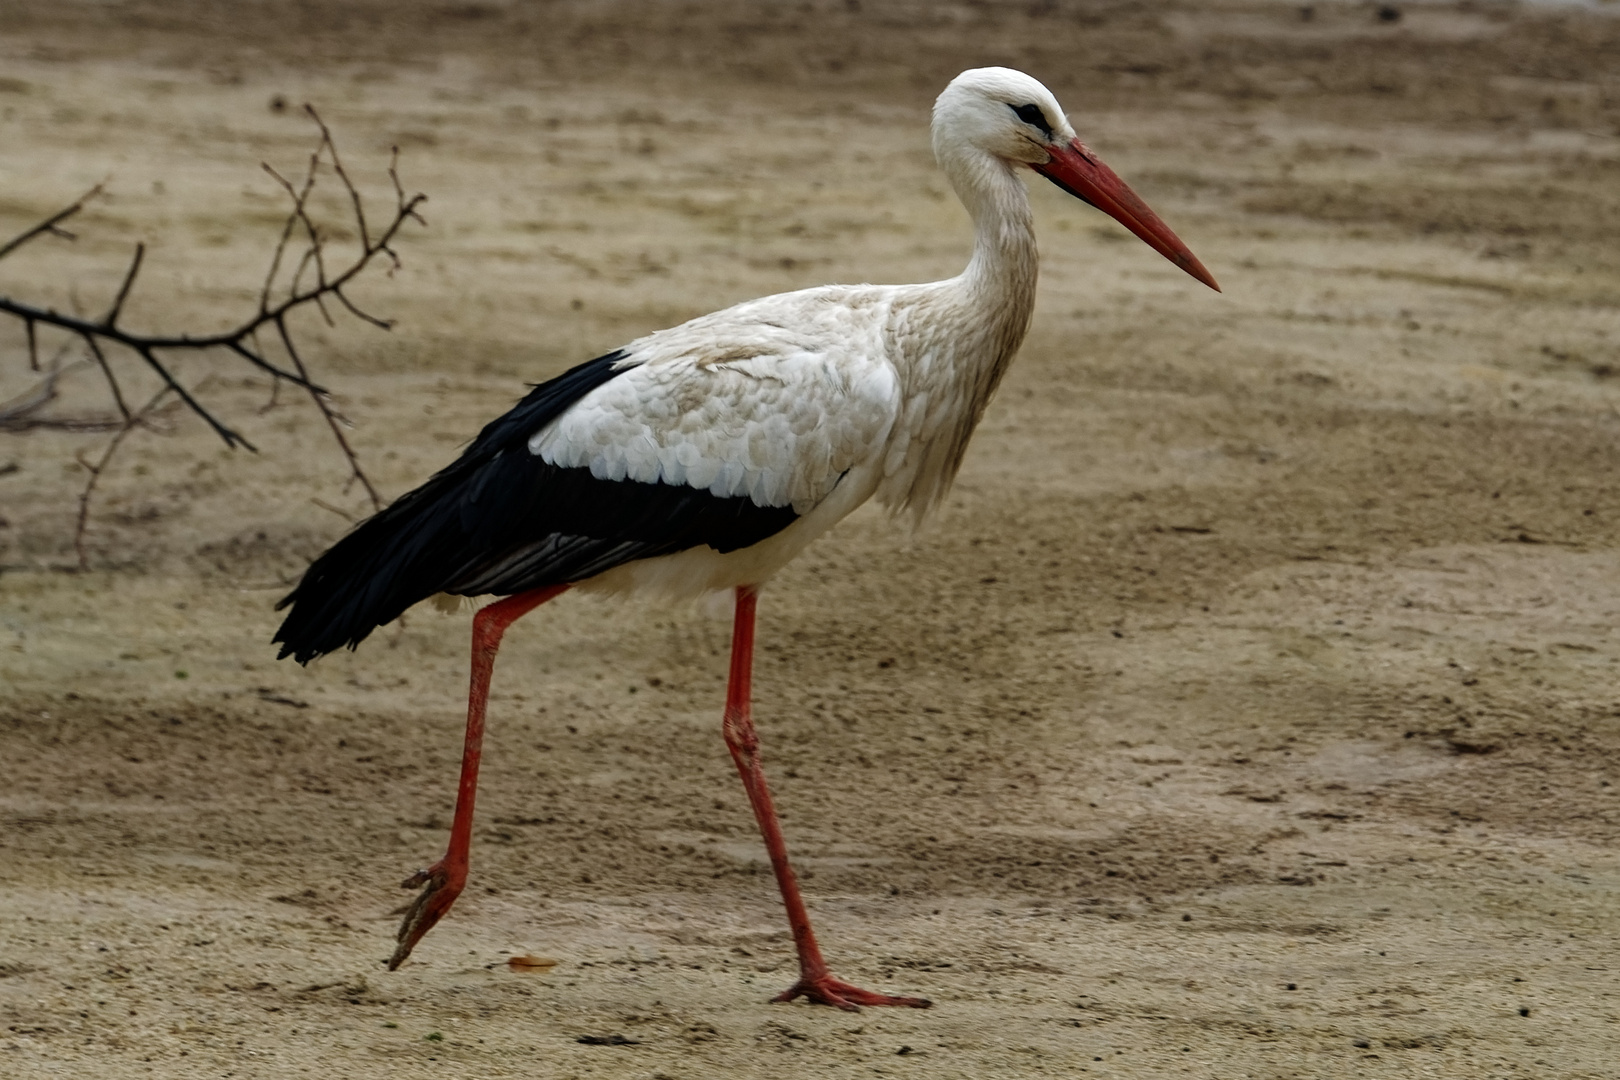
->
[878, 140, 1039, 520]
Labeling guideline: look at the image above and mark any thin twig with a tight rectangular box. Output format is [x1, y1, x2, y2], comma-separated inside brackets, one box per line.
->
[276, 314, 381, 510]
[388, 147, 408, 208]
[258, 163, 314, 316]
[250, 326, 285, 415]
[102, 242, 146, 328]
[0, 359, 120, 432]
[0, 181, 104, 262]
[307, 105, 369, 250]
[73, 385, 172, 570]
[332, 286, 393, 330]
[258, 373, 284, 415]
[137, 344, 253, 450]
[310, 496, 356, 523]
[80, 334, 132, 422]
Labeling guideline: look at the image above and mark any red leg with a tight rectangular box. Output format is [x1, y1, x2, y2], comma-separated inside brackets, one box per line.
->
[388, 584, 569, 970]
[721, 586, 930, 1011]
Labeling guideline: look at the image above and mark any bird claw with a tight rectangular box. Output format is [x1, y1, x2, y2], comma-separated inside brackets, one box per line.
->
[387, 860, 463, 970]
[399, 864, 436, 891]
[772, 973, 932, 1011]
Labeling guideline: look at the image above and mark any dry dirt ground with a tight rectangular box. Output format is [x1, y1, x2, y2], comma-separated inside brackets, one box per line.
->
[4, 1, 1620, 1076]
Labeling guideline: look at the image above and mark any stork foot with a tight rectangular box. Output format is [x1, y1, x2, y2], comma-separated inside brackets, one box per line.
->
[387, 859, 465, 970]
[772, 973, 932, 1011]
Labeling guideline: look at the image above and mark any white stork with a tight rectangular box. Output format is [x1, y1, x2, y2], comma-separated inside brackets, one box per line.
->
[274, 67, 1218, 1010]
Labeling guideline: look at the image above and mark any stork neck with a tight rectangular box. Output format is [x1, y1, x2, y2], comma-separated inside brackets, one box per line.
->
[873, 146, 1038, 520]
[948, 149, 1039, 321]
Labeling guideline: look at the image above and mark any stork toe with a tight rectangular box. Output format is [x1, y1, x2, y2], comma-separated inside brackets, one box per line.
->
[388, 861, 464, 970]
[773, 973, 932, 1011]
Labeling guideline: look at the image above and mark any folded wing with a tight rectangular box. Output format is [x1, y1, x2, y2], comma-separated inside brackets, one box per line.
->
[273, 322, 899, 663]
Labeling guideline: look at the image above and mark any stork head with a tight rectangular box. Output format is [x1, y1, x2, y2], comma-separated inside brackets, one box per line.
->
[934, 67, 1219, 292]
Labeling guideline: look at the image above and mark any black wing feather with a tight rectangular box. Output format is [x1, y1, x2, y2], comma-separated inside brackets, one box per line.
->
[272, 350, 799, 663]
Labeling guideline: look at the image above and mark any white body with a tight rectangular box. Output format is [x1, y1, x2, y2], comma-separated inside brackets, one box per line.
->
[526, 68, 1078, 599]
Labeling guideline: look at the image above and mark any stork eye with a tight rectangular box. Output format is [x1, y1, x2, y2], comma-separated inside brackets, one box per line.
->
[1010, 103, 1053, 139]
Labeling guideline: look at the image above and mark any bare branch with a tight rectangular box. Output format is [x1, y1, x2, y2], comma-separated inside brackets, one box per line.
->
[136, 344, 253, 450]
[0, 181, 104, 262]
[73, 385, 172, 570]
[102, 242, 146, 328]
[271, 144, 333, 293]
[332, 286, 393, 330]
[276, 314, 381, 510]
[310, 496, 357, 523]
[307, 105, 369, 249]
[0, 359, 120, 432]
[262, 157, 324, 279]
[388, 146, 407, 207]
[3, 114, 425, 566]
[223, 338, 325, 391]
[258, 161, 315, 316]
[81, 334, 133, 422]
[257, 371, 285, 415]
[0, 296, 323, 392]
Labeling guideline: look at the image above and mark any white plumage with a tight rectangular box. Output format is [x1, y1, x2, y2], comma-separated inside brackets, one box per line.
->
[525, 66, 1223, 602]
[273, 66, 1218, 1010]
[530, 291, 901, 514]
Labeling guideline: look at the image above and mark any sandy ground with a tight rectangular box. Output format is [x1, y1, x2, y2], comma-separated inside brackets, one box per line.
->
[4, 1, 1620, 1076]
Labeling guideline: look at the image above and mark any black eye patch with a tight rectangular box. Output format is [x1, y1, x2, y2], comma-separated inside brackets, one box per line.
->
[1010, 103, 1053, 140]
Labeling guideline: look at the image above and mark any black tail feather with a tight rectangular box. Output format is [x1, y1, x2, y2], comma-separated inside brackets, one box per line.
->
[272, 351, 628, 663]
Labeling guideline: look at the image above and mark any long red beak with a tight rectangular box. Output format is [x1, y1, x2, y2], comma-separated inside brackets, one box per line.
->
[1032, 138, 1220, 292]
